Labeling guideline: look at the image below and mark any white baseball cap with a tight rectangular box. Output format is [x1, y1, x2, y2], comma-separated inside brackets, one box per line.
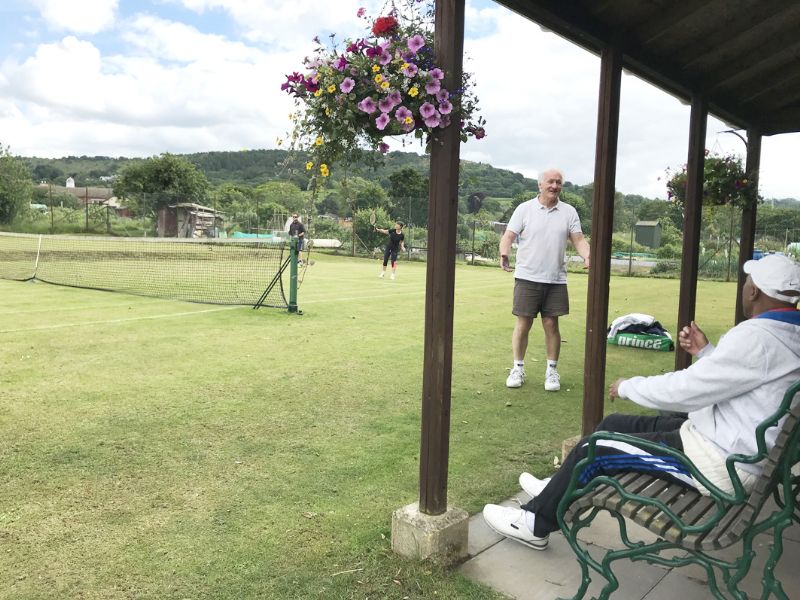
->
[743, 254, 800, 305]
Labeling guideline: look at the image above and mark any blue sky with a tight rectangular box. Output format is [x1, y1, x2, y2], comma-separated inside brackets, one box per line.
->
[0, 0, 797, 200]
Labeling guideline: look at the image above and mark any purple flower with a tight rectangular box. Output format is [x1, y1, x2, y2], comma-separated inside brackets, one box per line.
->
[387, 90, 402, 105]
[340, 77, 355, 93]
[401, 62, 418, 77]
[435, 89, 449, 103]
[407, 34, 425, 54]
[375, 113, 391, 130]
[365, 46, 381, 58]
[379, 142, 390, 153]
[379, 50, 392, 65]
[438, 100, 452, 115]
[440, 114, 451, 128]
[378, 97, 395, 113]
[358, 96, 377, 114]
[419, 102, 436, 119]
[357, 7, 366, 17]
[401, 51, 416, 62]
[395, 106, 413, 122]
[425, 79, 441, 95]
[429, 68, 444, 80]
[333, 56, 348, 71]
[473, 126, 486, 139]
[424, 111, 441, 128]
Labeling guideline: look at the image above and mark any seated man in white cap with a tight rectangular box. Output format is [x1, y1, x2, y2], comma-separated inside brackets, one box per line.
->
[483, 254, 800, 550]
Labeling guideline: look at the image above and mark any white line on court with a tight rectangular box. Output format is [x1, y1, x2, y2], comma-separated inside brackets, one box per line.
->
[0, 306, 240, 334]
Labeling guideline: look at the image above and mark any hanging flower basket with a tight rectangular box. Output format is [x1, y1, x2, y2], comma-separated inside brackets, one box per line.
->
[665, 151, 760, 210]
[280, 0, 485, 178]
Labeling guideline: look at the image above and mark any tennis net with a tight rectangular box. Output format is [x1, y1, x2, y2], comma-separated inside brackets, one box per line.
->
[0, 232, 291, 308]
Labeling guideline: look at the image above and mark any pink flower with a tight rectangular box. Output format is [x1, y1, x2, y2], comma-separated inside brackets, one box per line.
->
[395, 106, 413, 122]
[387, 90, 402, 105]
[435, 89, 449, 103]
[424, 111, 441, 128]
[358, 97, 377, 114]
[401, 62, 418, 77]
[378, 96, 395, 113]
[379, 142, 390, 153]
[425, 79, 441, 95]
[375, 113, 391, 130]
[407, 34, 425, 54]
[357, 7, 366, 17]
[429, 68, 444, 80]
[419, 102, 436, 119]
[379, 50, 392, 65]
[440, 114, 451, 128]
[340, 77, 355, 93]
[438, 100, 452, 115]
[333, 56, 347, 71]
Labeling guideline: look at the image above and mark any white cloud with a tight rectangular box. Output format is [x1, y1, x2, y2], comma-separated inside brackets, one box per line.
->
[32, 0, 118, 34]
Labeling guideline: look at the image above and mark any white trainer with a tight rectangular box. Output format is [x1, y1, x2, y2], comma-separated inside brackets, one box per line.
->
[390, 272, 395, 280]
[544, 369, 560, 391]
[519, 472, 551, 497]
[506, 366, 525, 388]
[482, 504, 549, 550]
[379, 271, 385, 278]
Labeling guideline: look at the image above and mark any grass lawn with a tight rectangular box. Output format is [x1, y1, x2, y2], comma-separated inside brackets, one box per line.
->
[0, 253, 738, 599]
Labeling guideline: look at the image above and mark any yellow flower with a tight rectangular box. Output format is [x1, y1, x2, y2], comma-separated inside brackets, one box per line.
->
[404, 116, 413, 125]
[374, 74, 383, 83]
[325, 107, 332, 116]
[380, 81, 389, 89]
[314, 89, 322, 97]
[276, 137, 283, 145]
[315, 136, 324, 146]
[409, 86, 419, 97]
[320, 164, 330, 177]
[372, 64, 380, 73]
[401, 62, 410, 70]
[305, 161, 313, 170]
[327, 84, 336, 93]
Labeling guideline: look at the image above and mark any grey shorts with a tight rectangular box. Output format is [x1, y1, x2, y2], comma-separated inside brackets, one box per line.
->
[512, 279, 569, 318]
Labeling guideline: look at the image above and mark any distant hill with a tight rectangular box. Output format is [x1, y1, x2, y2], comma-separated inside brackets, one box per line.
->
[21, 149, 798, 207]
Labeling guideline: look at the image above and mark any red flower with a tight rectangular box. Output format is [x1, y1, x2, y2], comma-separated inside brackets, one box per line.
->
[372, 16, 398, 36]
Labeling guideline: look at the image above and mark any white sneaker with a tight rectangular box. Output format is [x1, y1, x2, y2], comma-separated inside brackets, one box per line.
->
[379, 271, 385, 278]
[390, 273, 395, 280]
[544, 369, 560, 391]
[506, 366, 525, 388]
[519, 472, 551, 497]
[482, 504, 549, 550]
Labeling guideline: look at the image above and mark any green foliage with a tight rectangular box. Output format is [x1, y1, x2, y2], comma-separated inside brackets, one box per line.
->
[666, 152, 759, 209]
[334, 176, 389, 216]
[388, 167, 429, 226]
[0, 145, 32, 224]
[354, 206, 392, 250]
[253, 181, 305, 213]
[114, 153, 210, 212]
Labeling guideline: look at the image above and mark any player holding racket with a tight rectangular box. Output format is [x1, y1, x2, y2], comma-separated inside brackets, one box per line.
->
[376, 220, 405, 280]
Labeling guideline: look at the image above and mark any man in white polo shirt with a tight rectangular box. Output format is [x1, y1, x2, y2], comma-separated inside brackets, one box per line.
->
[499, 169, 590, 391]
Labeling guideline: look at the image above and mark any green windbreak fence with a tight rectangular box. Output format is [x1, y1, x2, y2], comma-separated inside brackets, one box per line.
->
[0, 232, 291, 308]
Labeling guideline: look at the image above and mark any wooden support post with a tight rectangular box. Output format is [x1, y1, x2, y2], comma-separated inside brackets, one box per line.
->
[418, 0, 464, 516]
[675, 95, 707, 371]
[735, 129, 761, 324]
[582, 45, 622, 436]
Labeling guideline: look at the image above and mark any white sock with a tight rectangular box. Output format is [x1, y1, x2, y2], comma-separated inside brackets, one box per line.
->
[525, 510, 536, 533]
[514, 360, 524, 369]
[546, 360, 557, 371]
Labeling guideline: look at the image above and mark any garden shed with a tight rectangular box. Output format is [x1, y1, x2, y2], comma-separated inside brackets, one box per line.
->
[635, 220, 662, 248]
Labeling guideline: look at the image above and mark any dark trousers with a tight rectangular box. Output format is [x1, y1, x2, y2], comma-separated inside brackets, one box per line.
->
[523, 413, 687, 537]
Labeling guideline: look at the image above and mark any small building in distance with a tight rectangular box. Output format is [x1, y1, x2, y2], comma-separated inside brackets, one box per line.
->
[635, 221, 662, 249]
[157, 203, 224, 238]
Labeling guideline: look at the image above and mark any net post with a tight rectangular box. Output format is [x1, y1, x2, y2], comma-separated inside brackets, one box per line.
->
[288, 237, 299, 313]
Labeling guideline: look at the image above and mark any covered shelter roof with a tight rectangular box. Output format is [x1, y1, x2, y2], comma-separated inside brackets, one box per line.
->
[494, 0, 800, 136]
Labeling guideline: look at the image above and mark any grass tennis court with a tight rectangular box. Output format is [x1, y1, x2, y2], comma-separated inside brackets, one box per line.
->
[0, 253, 739, 599]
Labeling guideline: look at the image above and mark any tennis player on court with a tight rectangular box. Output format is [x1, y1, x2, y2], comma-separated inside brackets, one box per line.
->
[377, 220, 405, 280]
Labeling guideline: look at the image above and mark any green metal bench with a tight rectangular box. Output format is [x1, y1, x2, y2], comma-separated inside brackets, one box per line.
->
[557, 380, 800, 600]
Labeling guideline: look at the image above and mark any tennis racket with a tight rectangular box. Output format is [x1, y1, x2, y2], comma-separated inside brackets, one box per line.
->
[369, 210, 377, 229]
